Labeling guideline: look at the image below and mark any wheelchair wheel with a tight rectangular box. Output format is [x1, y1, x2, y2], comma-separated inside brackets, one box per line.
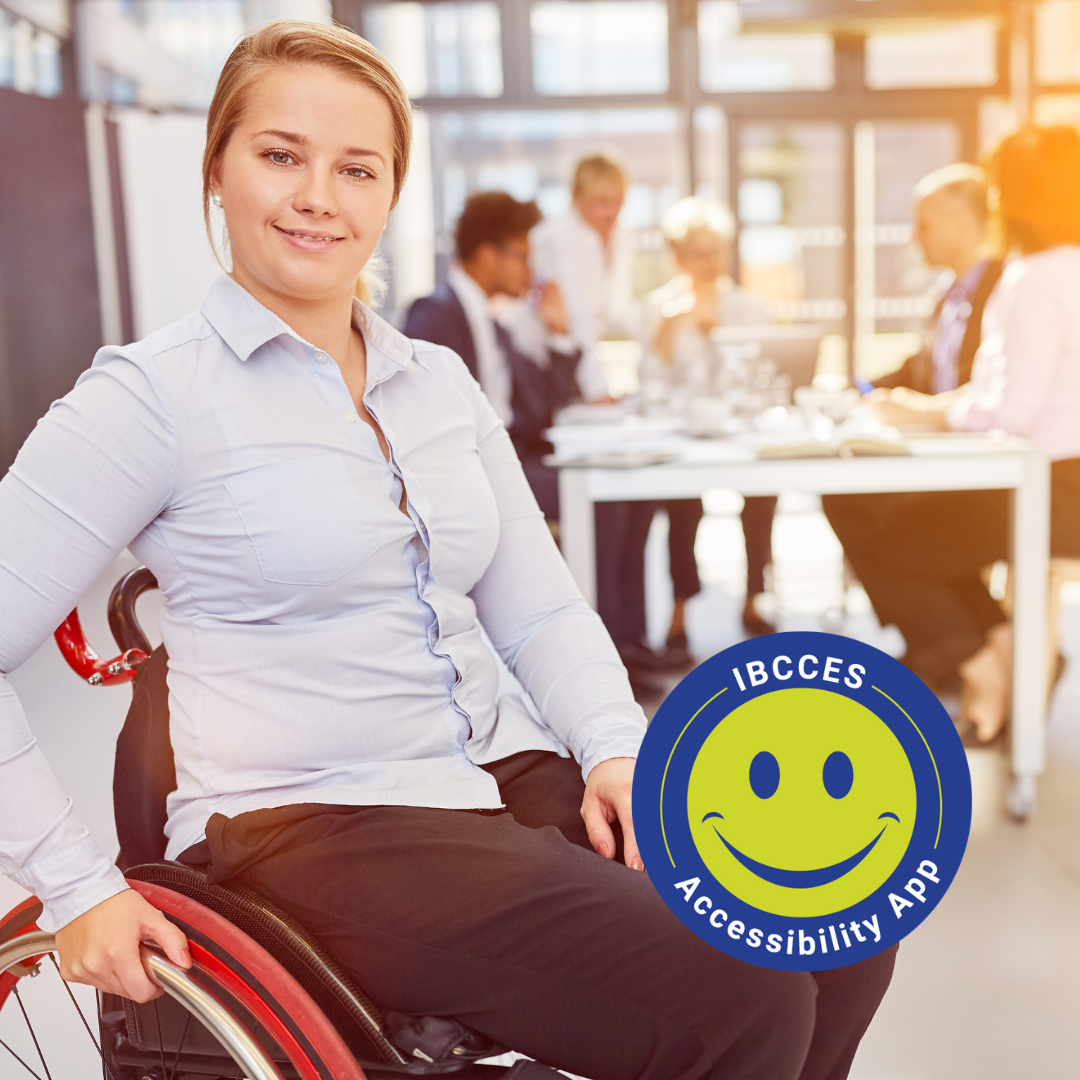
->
[0, 883, 367, 1080]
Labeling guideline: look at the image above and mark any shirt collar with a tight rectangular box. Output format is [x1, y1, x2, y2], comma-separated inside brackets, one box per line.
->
[446, 264, 493, 320]
[201, 273, 414, 370]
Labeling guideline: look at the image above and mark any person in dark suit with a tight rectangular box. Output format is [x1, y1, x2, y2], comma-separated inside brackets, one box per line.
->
[874, 164, 1003, 395]
[404, 192, 677, 688]
[403, 193, 580, 521]
[824, 161, 1012, 727]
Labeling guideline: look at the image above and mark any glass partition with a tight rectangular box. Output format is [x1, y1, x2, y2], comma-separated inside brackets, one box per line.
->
[530, 0, 669, 96]
[698, 0, 833, 93]
[0, 8, 62, 97]
[426, 106, 685, 293]
[735, 123, 846, 326]
[1036, 0, 1080, 85]
[865, 20, 997, 89]
[364, 2, 503, 99]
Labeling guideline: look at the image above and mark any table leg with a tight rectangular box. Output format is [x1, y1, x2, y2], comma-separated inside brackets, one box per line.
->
[558, 468, 597, 608]
[1008, 453, 1051, 819]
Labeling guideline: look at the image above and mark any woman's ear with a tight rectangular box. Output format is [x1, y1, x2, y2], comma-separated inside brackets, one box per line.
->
[209, 157, 223, 202]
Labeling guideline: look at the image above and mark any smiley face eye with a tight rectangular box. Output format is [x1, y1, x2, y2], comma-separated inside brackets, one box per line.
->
[823, 751, 854, 798]
[749, 751, 780, 799]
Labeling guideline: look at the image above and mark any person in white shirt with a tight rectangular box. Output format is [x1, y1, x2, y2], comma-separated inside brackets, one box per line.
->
[825, 126, 1080, 743]
[0, 19, 895, 1080]
[532, 151, 639, 399]
[532, 153, 677, 680]
[645, 198, 775, 657]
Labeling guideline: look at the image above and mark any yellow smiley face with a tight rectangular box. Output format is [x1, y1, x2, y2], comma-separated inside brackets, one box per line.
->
[686, 687, 917, 918]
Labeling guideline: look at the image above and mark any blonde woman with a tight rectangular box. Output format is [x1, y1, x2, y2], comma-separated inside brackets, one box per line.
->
[0, 22, 893, 1079]
[647, 197, 776, 649]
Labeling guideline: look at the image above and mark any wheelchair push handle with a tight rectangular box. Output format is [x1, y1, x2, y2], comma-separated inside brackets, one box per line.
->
[54, 566, 159, 687]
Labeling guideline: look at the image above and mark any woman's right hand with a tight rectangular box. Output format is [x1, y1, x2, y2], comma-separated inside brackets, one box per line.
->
[53, 888, 191, 1002]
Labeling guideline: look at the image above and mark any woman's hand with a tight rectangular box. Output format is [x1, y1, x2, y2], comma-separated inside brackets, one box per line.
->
[537, 280, 570, 337]
[581, 756, 643, 871]
[54, 888, 191, 1003]
[865, 386, 950, 430]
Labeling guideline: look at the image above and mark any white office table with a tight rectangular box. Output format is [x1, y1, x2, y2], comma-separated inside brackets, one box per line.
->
[557, 434, 1050, 818]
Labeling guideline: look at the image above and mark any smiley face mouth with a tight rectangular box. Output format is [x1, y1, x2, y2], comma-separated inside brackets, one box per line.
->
[701, 812, 900, 889]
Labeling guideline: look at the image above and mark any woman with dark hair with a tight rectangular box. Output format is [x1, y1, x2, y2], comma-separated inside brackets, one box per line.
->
[825, 125, 1080, 742]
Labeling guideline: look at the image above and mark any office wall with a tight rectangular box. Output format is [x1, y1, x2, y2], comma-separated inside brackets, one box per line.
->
[114, 108, 221, 341]
[0, 67, 101, 474]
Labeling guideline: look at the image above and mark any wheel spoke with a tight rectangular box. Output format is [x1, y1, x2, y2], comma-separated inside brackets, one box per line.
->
[0, 1034, 46, 1080]
[153, 997, 169, 1080]
[167, 1008, 193, 1080]
[12, 985, 53, 1080]
[45, 954, 116, 1077]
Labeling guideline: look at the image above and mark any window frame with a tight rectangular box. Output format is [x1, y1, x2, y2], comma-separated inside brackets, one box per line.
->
[334, 0, 1026, 356]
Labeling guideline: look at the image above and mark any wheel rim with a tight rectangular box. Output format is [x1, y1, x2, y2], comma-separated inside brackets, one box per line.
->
[0, 928, 285, 1080]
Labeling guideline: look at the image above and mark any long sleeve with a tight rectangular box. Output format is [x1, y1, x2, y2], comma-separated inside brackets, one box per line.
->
[0, 351, 176, 930]
[468, 391, 646, 780]
[946, 252, 1080, 457]
[531, 218, 614, 403]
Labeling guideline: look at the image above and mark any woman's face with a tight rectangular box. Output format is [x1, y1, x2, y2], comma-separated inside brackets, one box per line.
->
[673, 227, 731, 287]
[212, 64, 396, 305]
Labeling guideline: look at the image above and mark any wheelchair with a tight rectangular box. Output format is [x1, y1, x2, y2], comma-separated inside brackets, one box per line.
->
[0, 567, 557, 1080]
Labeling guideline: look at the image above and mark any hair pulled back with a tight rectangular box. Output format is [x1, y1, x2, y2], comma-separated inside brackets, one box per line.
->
[984, 125, 1080, 254]
[201, 20, 412, 300]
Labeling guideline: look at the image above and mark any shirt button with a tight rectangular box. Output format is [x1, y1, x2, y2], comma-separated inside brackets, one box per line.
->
[344, 411, 358, 423]
[315, 352, 327, 363]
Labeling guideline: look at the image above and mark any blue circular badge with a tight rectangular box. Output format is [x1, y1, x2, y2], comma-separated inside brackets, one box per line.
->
[633, 631, 971, 971]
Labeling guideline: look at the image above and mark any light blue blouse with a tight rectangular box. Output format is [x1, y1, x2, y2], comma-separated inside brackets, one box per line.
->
[0, 275, 646, 931]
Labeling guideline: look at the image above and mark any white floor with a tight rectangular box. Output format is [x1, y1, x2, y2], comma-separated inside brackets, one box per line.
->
[3, 496, 1080, 1078]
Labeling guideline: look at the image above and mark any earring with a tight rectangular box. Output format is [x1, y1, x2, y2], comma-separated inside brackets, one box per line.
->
[212, 193, 223, 207]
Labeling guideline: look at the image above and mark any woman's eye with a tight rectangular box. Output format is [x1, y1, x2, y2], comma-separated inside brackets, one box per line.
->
[266, 150, 294, 166]
[343, 166, 374, 180]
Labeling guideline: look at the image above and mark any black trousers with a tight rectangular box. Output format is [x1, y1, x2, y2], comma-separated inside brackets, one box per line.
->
[742, 496, 778, 598]
[596, 499, 658, 645]
[181, 751, 895, 1080]
[663, 495, 777, 608]
[823, 458, 1080, 689]
[664, 500, 704, 602]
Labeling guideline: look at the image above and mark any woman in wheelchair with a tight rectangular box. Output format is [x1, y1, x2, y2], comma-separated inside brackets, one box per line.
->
[0, 20, 894, 1080]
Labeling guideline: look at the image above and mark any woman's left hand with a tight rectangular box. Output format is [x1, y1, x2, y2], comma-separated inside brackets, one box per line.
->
[865, 386, 950, 430]
[581, 757, 643, 871]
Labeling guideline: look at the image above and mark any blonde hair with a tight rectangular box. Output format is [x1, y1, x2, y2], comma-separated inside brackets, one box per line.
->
[202, 20, 412, 305]
[914, 163, 989, 223]
[572, 150, 630, 198]
[661, 197, 736, 247]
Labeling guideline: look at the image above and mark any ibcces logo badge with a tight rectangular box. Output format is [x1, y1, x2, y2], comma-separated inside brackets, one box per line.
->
[634, 632, 971, 971]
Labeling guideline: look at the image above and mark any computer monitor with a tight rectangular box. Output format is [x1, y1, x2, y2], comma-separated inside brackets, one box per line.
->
[708, 324, 826, 389]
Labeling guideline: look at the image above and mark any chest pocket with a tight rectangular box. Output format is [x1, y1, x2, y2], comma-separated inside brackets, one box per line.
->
[224, 453, 379, 585]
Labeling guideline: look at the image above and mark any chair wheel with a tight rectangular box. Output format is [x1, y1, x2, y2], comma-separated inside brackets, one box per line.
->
[0, 883, 366, 1080]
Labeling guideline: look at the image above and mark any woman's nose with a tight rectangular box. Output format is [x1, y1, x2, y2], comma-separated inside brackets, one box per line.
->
[293, 166, 338, 216]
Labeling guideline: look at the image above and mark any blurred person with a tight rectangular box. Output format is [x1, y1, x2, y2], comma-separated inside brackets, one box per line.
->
[533, 152, 676, 680]
[532, 149, 639, 398]
[0, 23, 900, 1077]
[647, 197, 776, 654]
[403, 191, 580, 521]
[874, 164, 1003, 395]
[824, 126, 1080, 742]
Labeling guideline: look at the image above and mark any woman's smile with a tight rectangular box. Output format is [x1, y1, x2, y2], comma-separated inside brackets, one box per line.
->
[273, 225, 346, 251]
